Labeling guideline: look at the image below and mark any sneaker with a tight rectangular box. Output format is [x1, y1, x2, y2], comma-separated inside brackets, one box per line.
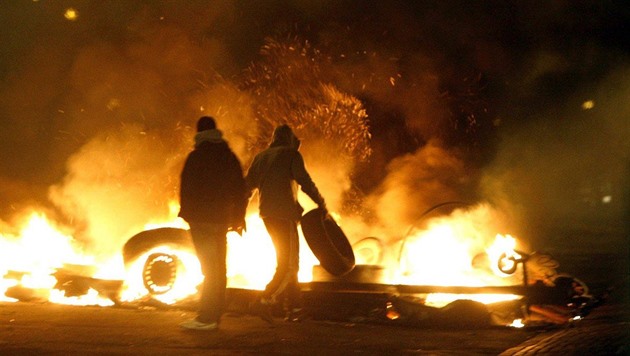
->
[179, 319, 218, 331]
[249, 300, 275, 324]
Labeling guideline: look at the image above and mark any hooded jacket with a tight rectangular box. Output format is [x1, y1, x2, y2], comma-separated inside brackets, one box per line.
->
[245, 125, 324, 221]
[178, 129, 247, 226]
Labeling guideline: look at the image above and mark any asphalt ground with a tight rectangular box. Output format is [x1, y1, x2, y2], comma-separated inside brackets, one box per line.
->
[0, 297, 627, 355]
[0, 301, 551, 355]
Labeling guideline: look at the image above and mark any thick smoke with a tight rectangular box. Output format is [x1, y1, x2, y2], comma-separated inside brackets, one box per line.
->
[1, 2, 262, 257]
[481, 66, 630, 251]
[1, 1, 627, 261]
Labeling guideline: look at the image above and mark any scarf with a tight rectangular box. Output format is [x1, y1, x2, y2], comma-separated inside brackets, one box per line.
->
[194, 129, 224, 147]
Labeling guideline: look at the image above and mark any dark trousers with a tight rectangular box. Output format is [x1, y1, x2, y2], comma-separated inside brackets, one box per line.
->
[189, 222, 228, 324]
[262, 217, 302, 311]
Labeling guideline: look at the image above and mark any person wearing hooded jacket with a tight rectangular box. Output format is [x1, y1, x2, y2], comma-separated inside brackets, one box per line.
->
[178, 116, 247, 331]
[245, 124, 326, 322]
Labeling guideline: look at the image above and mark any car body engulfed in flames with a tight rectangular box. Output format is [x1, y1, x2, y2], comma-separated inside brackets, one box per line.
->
[1, 205, 602, 329]
[113, 207, 600, 329]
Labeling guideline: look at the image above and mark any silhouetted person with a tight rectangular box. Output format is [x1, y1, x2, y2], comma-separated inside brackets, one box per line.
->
[245, 124, 326, 322]
[178, 116, 247, 331]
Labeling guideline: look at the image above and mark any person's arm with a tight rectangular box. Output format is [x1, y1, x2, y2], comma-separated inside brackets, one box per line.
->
[291, 152, 326, 209]
[244, 156, 261, 198]
[227, 152, 248, 233]
[178, 152, 202, 220]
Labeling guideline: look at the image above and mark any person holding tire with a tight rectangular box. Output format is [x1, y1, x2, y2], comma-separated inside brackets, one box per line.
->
[245, 124, 326, 322]
[178, 116, 247, 331]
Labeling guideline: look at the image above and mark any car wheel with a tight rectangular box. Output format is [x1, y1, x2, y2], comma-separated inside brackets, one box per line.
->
[122, 227, 193, 267]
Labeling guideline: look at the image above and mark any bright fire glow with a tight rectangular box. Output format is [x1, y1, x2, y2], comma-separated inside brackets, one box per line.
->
[0, 212, 111, 305]
[120, 246, 202, 305]
[397, 230, 521, 287]
[398, 224, 477, 286]
[117, 212, 320, 304]
[393, 212, 523, 307]
[224, 215, 318, 289]
[424, 293, 521, 308]
[2, 204, 523, 308]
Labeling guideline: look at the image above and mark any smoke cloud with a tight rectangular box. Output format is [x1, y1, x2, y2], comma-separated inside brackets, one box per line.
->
[481, 65, 630, 251]
[0, 1, 627, 260]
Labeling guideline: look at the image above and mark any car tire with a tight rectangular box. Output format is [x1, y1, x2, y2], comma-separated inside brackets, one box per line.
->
[301, 208, 355, 277]
[122, 227, 194, 266]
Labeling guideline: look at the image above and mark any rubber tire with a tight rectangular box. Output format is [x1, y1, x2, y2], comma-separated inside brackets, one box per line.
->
[301, 208, 355, 276]
[352, 237, 384, 265]
[122, 227, 194, 266]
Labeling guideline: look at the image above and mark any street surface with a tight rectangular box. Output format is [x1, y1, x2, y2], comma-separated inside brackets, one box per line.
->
[1, 299, 627, 355]
[0, 301, 542, 355]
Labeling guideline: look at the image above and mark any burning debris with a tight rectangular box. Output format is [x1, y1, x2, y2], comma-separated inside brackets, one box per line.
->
[0, 203, 605, 329]
[53, 270, 122, 303]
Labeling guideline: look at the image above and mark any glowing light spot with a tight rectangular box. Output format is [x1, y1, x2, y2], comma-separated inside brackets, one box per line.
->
[602, 195, 612, 204]
[386, 302, 400, 320]
[64, 8, 79, 21]
[581, 100, 594, 110]
[509, 319, 525, 328]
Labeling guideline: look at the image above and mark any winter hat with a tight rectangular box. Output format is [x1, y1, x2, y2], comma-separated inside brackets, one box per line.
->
[271, 124, 300, 149]
[197, 116, 216, 132]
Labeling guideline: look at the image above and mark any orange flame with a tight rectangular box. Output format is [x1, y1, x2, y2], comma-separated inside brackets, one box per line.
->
[2, 204, 524, 308]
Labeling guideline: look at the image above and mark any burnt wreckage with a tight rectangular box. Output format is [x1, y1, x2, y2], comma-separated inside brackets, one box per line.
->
[116, 207, 601, 328]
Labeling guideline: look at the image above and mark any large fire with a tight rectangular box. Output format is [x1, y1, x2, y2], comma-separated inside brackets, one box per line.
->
[0, 212, 121, 306]
[1, 203, 525, 308]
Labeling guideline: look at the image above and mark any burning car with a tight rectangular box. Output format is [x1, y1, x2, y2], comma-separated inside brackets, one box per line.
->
[1, 204, 600, 329]
[121, 208, 356, 303]
[117, 205, 599, 328]
[122, 227, 196, 299]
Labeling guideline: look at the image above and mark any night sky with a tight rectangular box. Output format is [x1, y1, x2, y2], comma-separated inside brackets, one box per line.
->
[0, 1, 628, 256]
